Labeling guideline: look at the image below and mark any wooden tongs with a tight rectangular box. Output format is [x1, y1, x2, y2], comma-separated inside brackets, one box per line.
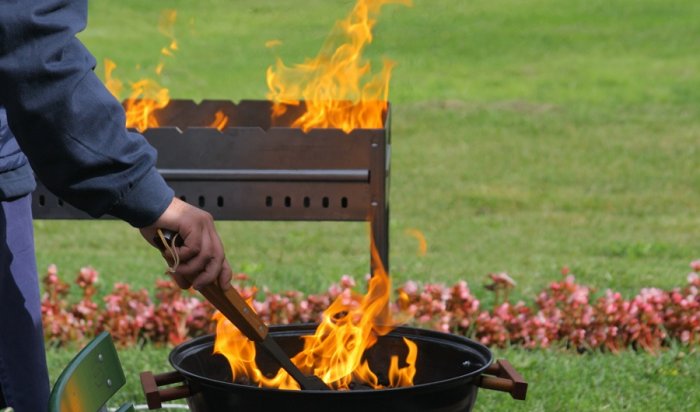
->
[155, 229, 329, 391]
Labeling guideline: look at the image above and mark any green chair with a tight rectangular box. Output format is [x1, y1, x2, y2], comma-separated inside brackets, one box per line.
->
[49, 332, 134, 412]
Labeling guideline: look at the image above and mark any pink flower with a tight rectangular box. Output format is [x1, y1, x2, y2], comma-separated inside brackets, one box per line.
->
[340, 275, 356, 288]
[691, 260, 700, 272]
[37, 263, 700, 352]
[402, 280, 419, 295]
[488, 272, 516, 287]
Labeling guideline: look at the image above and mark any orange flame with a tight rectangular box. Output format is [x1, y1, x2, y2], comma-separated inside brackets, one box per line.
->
[265, 39, 283, 49]
[388, 338, 417, 386]
[405, 228, 428, 256]
[208, 110, 230, 131]
[266, 0, 411, 133]
[158, 10, 178, 42]
[213, 238, 416, 390]
[122, 80, 170, 132]
[103, 10, 178, 132]
[103, 59, 123, 99]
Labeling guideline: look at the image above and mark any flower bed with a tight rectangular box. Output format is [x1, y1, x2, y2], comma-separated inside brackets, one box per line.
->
[41, 262, 700, 352]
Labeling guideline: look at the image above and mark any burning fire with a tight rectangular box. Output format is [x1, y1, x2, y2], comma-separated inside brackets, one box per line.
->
[103, 10, 230, 131]
[208, 110, 229, 131]
[266, 0, 411, 133]
[214, 0, 413, 390]
[121, 79, 171, 132]
[213, 242, 416, 390]
[104, 57, 171, 132]
[405, 228, 428, 257]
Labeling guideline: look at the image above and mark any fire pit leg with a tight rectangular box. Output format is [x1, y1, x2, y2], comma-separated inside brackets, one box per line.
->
[367, 122, 390, 275]
[371, 204, 389, 274]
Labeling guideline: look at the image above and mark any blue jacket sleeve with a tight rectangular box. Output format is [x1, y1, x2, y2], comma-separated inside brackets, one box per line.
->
[0, 0, 174, 227]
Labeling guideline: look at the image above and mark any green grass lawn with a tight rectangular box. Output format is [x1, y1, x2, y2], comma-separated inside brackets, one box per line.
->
[45, 344, 700, 411]
[38, 0, 700, 410]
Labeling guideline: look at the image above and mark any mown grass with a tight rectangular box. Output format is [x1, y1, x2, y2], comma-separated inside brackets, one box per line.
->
[37, 0, 700, 410]
[45, 345, 700, 411]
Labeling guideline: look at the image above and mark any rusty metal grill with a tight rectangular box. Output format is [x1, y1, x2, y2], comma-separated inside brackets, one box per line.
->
[31, 100, 390, 271]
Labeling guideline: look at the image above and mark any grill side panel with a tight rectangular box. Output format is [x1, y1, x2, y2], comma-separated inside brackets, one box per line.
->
[31, 99, 391, 271]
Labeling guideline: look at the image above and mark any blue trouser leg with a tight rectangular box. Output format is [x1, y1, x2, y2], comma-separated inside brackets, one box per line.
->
[0, 194, 49, 412]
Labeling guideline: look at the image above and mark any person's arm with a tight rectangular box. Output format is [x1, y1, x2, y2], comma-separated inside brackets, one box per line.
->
[0, 0, 171, 226]
[0, 0, 231, 290]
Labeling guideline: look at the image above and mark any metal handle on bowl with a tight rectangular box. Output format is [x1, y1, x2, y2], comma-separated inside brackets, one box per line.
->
[477, 359, 528, 400]
[140, 370, 192, 409]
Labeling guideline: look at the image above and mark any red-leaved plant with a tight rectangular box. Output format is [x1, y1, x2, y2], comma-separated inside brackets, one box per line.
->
[41, 262, 700, 352]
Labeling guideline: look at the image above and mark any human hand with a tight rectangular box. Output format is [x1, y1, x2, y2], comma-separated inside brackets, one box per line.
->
[140, 197, 232, 291]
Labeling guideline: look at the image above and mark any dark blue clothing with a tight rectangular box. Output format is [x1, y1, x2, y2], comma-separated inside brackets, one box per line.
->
[0, 1, 177, 411]
[0, 0, 174, 227]
[0, 194, 49, 412]
[0, 107, 35, 200]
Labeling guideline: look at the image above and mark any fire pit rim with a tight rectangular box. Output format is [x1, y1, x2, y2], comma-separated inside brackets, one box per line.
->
[169, 323, 494, 394]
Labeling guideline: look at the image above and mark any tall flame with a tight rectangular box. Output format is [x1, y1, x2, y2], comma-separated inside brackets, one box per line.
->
[103, 10, 178, 132]
[266, 0, 411, 133]
[122, 81, 170, 132]
[215, 0, 413, 390]
[103, 59, 123, 98]
[213, 239, 416, 390]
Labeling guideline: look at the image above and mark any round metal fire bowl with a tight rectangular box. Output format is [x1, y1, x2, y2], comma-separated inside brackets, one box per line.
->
[141, 324, 527, 412]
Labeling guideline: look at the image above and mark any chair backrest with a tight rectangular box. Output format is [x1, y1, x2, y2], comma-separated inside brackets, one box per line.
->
[49, 332, 133, 412]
